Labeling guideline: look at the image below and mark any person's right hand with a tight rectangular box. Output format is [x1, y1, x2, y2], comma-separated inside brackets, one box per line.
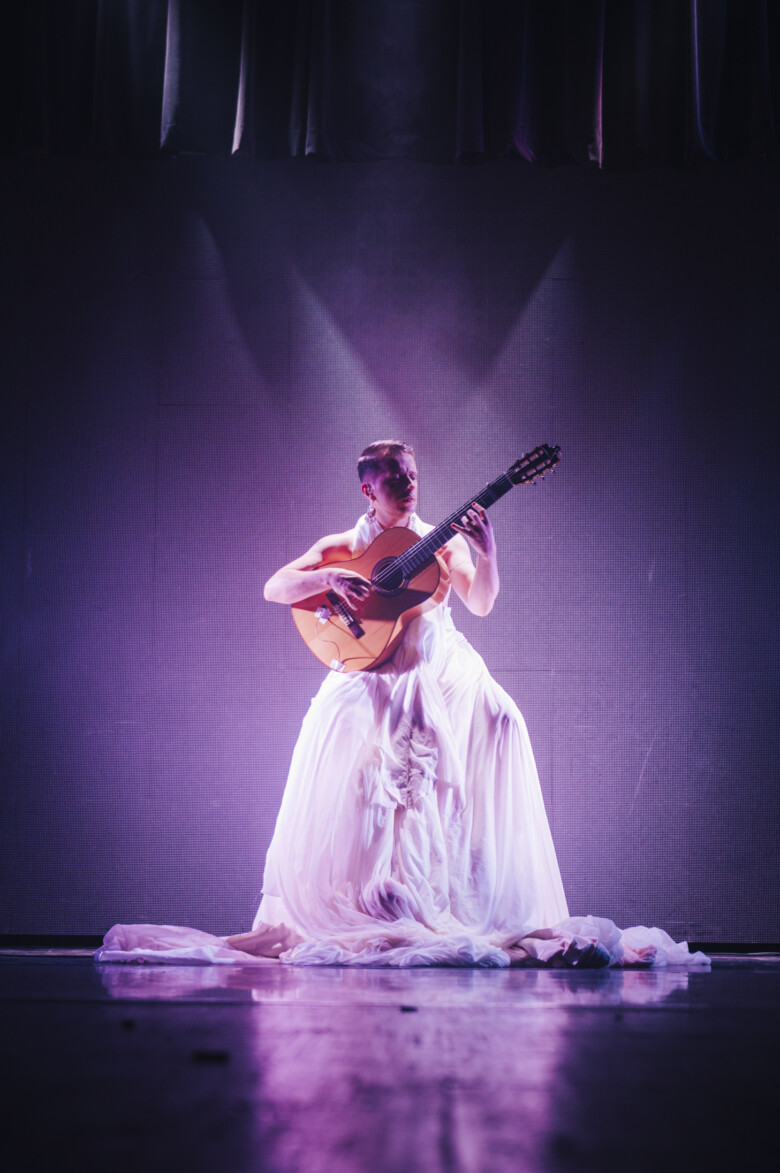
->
[325, 568, 372, 609]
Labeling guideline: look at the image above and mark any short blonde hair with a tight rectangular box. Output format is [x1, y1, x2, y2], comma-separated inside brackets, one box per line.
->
[357, 440, 415, 482]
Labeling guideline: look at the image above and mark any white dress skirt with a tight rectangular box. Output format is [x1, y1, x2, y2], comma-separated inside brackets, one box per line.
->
[96, 514, 709, 969]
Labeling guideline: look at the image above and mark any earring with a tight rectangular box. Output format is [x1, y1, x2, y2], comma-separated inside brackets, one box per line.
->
[366, 497, 376, 519]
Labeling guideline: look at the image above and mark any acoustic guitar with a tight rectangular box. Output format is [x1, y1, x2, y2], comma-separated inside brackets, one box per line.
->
[292, 444, 561, 672]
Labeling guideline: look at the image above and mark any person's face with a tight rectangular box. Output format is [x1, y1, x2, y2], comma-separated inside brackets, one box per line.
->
[362, 453, 418, 522]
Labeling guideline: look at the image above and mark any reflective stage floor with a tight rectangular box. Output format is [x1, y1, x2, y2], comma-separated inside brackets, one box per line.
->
[1, 953, 777, 1172]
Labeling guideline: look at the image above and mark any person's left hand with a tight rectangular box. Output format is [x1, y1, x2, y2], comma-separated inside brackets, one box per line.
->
[452, 502, 495, 558]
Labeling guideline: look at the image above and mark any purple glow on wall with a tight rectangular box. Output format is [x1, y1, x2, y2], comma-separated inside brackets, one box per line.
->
[0, 156, 778, 941]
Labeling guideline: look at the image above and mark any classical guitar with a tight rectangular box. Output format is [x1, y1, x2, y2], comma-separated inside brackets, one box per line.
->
[292, 444, 561, 672]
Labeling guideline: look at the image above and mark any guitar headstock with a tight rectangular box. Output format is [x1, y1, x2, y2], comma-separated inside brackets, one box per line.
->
[508, 444, 561, 485]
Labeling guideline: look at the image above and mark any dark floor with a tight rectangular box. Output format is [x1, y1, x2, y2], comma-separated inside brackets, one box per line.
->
[1, 952, 778, 1173]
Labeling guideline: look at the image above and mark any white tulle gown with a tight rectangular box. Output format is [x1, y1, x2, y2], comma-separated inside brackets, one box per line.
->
[96, 514, 708, 969]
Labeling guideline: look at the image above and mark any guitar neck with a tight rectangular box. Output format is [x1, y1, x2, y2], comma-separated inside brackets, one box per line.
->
[395, 471, 516, 579]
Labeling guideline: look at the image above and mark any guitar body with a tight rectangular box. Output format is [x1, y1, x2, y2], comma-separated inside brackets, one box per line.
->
[289, 445, 560, 672]
[291, 527, 450, 673]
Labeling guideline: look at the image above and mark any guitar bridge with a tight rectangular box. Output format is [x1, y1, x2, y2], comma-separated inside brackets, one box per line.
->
[325, 591, 364, 638]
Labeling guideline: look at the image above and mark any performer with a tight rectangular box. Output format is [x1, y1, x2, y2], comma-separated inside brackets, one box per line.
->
[96, 441, 709, 968]
[227, 439, 572, 965]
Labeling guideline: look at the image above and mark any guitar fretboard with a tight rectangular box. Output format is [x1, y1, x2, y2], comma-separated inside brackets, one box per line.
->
[373, 471, 516, 590]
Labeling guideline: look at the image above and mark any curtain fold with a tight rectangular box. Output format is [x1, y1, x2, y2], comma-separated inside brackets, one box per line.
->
[93, 0, 168, 157]
[160, 0, 243, 154]
[0, 0, 776, 166]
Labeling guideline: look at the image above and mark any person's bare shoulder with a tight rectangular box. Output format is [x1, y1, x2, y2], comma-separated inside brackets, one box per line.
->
[315, 529, 358, 565]
[285, 528, 356, 572]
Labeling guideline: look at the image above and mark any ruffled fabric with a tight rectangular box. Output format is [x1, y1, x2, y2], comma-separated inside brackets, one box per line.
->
[95, 923, 277, 965]
[94, 917, 709, 968]
[95, 513, 709, 971]
[251, 513, 571, 952]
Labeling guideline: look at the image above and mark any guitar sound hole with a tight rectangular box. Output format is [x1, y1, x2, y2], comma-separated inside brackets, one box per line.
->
[371, 557, 408, 596]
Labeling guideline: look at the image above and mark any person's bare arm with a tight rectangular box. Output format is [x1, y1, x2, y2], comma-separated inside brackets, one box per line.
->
[264, 531, 371, 607]
[443, 504, 499, 617]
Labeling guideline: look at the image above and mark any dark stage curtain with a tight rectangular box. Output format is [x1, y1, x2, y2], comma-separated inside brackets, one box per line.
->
[1, 0, 777, 166]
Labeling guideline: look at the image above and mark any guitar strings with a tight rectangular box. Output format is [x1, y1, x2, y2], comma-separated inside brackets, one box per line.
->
[369, 447, 557, 593]
[373, 471, 516, 591]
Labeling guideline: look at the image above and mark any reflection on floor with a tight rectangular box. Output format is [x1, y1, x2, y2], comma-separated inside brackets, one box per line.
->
[1, 953, 777, 1172]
